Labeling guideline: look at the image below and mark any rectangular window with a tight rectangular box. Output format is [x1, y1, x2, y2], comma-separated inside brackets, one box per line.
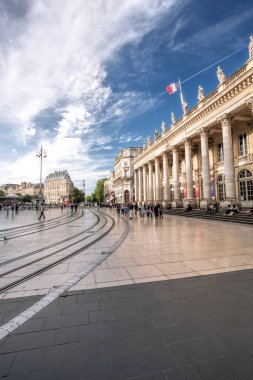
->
[239, 133, 248, 156]
[217, 143, 224, 162]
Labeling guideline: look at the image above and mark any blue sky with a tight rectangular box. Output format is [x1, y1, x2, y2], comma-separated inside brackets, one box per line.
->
[0, 0, 252, 193]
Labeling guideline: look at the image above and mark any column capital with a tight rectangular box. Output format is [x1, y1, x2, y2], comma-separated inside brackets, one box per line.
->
[184, 137, 192, 147]
[197, 127, 209, 137]
[245, 96, 253, 115]
[217, 113, 233, 128]
[171, 145, 178, 154]
[162, 150, 168, 157]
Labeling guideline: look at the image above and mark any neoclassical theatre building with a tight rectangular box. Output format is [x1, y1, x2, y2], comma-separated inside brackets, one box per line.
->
[133, 37, 253, 208]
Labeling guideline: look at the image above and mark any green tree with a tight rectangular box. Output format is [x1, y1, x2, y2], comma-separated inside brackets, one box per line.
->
[94, 179, 106, 202]
[22, 194, 32, 203]
[70, 187, 84, 203]
[0, 189, 5, 196]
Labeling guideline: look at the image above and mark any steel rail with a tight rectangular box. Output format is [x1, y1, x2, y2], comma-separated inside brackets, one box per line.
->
[0, 209, 115, 294]
[0, 210, 80, 238]
[0, 210, 84, 241]
[0, 211, 100, 267]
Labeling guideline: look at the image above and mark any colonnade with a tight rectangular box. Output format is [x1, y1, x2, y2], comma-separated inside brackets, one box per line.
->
[134, 113, 237, 205]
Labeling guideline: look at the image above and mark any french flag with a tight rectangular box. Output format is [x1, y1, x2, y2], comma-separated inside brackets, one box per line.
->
[166, 81, 179, 94]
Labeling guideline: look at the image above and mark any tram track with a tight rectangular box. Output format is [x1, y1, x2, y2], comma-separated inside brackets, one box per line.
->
[0, 210, 100, 268]
[0, 209, 76, 233]
[0, 209, 116, 294]
[0, 209, 84, 241]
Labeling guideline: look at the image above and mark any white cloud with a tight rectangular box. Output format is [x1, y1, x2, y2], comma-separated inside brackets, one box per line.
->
[0, 0, 179, 191]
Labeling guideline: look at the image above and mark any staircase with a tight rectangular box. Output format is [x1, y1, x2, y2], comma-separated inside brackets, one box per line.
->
[165, 208, 253, 226]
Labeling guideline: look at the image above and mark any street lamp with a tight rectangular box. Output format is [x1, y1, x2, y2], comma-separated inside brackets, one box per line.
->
[36, 146, 47, 201]
[83, 179, 85, 203]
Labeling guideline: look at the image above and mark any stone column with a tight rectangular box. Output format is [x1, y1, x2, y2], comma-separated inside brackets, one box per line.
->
[148, 161, 153, 202]
[199, 128, 211, 205]
[154, 157, 161, 201]
[162, 152, 169, 202]
[246, 97, 253, 117]
[184, 138, 194, 201]
[138, 167, 143, 203]
[143, 164, 147, 203]
[172, 146, 182, 207]
[134, 170, 138, 203]
[219, 114, 237, 203]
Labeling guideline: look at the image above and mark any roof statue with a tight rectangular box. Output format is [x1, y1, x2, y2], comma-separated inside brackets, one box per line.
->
[217, 66, 226, 84]
[171, 112, 176, 124]
[147, 135, 151, 145]
[161, 121, 166, 133]
[249, 35, 253, 60]
[154, 129, 158, 139]
[182, 101, 188, 115]
[197, 85, 204, 101]
[143, 141, 146, 148]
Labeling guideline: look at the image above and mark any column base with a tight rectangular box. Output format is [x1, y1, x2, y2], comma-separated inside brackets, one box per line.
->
[220, 199, 241, 209]
[172, 200, 183, 208]
[162, 200, 172, 208]
[183, 200, 197, 209]
[200, 199, 212, 209]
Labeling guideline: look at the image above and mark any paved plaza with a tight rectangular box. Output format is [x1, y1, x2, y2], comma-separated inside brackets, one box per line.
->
[0, 208, 253, 379]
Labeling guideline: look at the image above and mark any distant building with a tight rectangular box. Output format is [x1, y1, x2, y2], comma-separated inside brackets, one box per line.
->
[104, 147, 139, 204]
[0, 182, 42, 197]
[104, 171, 115, 203]
[44, 170, 74, 204]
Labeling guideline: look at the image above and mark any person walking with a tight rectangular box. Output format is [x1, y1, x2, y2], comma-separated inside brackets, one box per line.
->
[38, 203, 46, 220]
[159, 205, 163, 218]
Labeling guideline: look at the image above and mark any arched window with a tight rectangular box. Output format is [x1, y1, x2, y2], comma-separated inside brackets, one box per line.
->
[170, 184, 174, 201]
[239, 170, 253, 201]
[217, 174, 226, 201]
[124, 190, 130, 204]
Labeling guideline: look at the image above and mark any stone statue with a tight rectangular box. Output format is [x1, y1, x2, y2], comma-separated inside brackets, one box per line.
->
[143, 141, 146, 148]
[197, 85, 204, 101]
[182, 101, 188, 115]
[161, 121, 166, 133]
[249, 35, 253, 59]
[147, 136, 151, 145]
[217, 66, 226, 84]
[171, 112, 176, 124]
[154, 129, 158, 139]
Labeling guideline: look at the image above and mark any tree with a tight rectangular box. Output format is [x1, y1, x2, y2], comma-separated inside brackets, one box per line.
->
[22, 194, 32, 203]
[70, 187, 84, 204]
[93, 179, 106, 202]
[0, 189, 5, 196]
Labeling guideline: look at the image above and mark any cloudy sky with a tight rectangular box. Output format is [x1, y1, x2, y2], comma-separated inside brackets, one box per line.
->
[0, 0, 252, 193]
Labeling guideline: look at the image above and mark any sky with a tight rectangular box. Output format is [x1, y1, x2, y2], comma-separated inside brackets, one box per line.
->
[0, 0, 253, 194]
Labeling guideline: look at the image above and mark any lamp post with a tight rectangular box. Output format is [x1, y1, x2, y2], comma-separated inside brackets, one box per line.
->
[83, 179, 85, 203]
[36, 146, 47, 201]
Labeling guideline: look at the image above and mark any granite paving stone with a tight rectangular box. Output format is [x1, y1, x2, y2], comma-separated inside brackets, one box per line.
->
[1, 269, 253, 379]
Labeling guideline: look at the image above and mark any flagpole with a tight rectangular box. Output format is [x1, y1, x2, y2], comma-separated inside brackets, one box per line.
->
[178, 78, 184, 106]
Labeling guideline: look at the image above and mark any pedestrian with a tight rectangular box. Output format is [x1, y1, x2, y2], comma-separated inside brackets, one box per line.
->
[38, 203, 46, 220]
[74, 203, 78, 212]
[129, 208, 133, 219]
[121, 204, 125, 216]
[154, 203, 159, 218]
[159, 205, 163, 218]
[116, 204, 120, 216]
[70, 203, 74, 213]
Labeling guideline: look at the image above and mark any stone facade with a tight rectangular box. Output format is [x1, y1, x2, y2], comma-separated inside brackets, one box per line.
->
[44, 170, 73, 204]
[104, 171, 115, 203]
[0, 182, 42, 196]
[105, 147, 140, 204]
[133, 38, 253, 208]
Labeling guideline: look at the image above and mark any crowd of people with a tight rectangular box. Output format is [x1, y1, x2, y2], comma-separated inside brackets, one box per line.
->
[114, 203, 164, 220]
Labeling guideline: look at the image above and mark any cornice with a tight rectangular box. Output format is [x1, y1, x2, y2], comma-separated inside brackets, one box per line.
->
[133, 62, 253, 166]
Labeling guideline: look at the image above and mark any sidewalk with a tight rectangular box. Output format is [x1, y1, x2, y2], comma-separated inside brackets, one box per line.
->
[1, 268, 253, 379]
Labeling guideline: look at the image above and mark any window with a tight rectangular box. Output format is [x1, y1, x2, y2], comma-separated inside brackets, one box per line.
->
[217, 174, 226, 201]
[239, 133, 248, 156]
[217, 143, 224, 162]
[239, 169, 253, 201]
